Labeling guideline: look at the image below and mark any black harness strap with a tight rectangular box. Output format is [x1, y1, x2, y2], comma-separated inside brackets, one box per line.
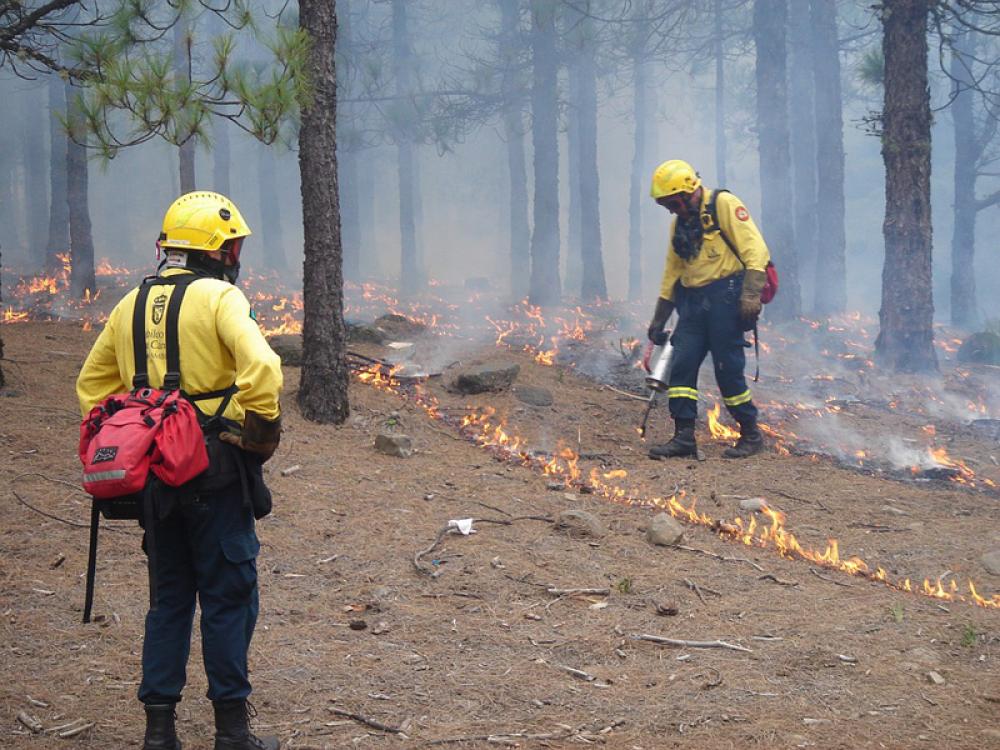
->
[83, 503, 100, 623]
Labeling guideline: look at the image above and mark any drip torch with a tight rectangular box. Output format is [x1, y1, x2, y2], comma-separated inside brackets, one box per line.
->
[639, 326, 674, 438]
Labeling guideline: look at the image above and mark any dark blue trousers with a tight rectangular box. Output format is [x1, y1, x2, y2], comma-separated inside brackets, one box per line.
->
[138, 480, 260, 704]
[667, 274, 758, 425]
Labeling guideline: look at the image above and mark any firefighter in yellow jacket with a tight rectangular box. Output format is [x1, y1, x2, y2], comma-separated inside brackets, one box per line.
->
[645, 160, 769, 459]
[77, 192, 282, 750]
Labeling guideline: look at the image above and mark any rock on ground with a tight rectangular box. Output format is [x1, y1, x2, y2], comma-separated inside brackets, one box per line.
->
[555, 509, 606, 538]
[981, 549, 1000, 576]
[449, 361, 520, 394]
[646, 513, 684, 546]
[514, 385, 554, 407]
[374, 433, 413, 458]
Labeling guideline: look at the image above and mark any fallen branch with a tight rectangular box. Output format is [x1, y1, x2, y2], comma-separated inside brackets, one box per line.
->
[16, 711, 42, 733]
[546, 587, 610, 596]
[601, 384, 649, 401]
[675, 545, 765, 572]
[57, 722, 94, 739]
[758, 574, 799, 587]
[631, 634, 753, 653]
[413, 523, 453, 576]
[683, 578, 721, 602]
[327, 707, 403, 734]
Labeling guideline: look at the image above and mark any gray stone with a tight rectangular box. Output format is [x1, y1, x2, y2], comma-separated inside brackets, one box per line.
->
[981, 549, 1000, 576]
[267, 334, 302, 366]
[373, 313, 426, 339]
[555, 509, 606, 539]
[374, 433, 413, 458]
[514, 385, 554, 407]
[646, 513, 684, 546]
[739, 497, 769, 513]
[926, 670, 946, 685]
[449, 361, 520, 394]
[346, 322, 388, 344]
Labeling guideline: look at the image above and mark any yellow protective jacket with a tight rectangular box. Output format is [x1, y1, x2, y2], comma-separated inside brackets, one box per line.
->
[658, 189, 770, 301]
[77, 269, 282, 422]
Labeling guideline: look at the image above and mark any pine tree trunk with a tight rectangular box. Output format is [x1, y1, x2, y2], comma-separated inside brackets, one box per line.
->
[528, 0, 561, 307]
[565, 60, 582, 299]
[44, 75, 69, 272]
[175, 16, 196, 193]
[753, 0, 799, 320]
[714, 0, 727, 185]
[258, 145, 287, 272]
[875, 0, 936, 372]
[297, 0, 350, 424]
[338, 0, 360, 283]
[628, 52, 647, 302]
[0, 244, 5, 388]
[949, 29, 978, 329]
[577, 13, 605, 302]
[392, 0, 422, 296]
[504, 105, 530, 300]
[499, 0, 530, 301]
[357, 146, 379, 278]
[65, 84, 95, 299]
[811, 0, 847, 315]
[22, 86, 48, 261]
[788, 0, 817, 304]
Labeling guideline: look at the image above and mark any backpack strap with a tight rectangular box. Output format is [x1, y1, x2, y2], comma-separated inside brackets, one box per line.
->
[706, 189, 745, 267]
[130, 274, 198, 391]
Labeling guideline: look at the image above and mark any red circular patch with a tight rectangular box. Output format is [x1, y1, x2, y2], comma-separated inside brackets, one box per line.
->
[735, 206, 749, 221]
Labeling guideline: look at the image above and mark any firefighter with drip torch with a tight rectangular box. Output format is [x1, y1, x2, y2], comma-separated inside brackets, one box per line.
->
[645, 160, 771, 460]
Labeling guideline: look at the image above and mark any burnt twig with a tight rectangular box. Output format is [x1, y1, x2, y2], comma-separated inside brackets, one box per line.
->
[327, 707, 403, 734]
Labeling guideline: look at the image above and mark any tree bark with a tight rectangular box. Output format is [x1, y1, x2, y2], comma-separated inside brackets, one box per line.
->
[297, 0, 350, 424]
[65, 83, 95, 299]
[576, 13, 605, 302]
[44, 74, 69, 272]
[175, 15, 196, 193]
[565, 57, 582, 298]
[528, 0, 561, 307]
[337, 0, 360, 283]
[949, 28, 978, 329]
[875, 0, 936, 372]
[258, 144, 287, 272]
[811, 0, 847, 315]
[22, 85, 48, 262]
[628, 51, 647, 302]
[714, 0, 727, 186]
[391, 0, 422, 296]
[753, 0, 799, 320]
[500, 0, 530, 300]
[788, 0, 817, 304]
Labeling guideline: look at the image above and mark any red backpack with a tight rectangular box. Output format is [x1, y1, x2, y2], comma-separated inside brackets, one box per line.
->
[80, 274, 236, 623]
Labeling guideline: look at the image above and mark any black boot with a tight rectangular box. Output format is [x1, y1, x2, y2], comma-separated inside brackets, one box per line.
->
[143, 703, 181, 750]
[649, 419, 697, 459]
[723, 420, 764, 458]
[213, 700, 279, 750]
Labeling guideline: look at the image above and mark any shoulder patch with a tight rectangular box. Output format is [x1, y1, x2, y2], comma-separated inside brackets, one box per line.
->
[249, 308, 257, 321]
[734, 206, 750, 222]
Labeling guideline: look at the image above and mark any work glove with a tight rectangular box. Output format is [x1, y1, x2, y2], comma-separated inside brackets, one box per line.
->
[220, 411, 282, 462]
[740, 269, 767, 323]
[646, 297, 675, 346]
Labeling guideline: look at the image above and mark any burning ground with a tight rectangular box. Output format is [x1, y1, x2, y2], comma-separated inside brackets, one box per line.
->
[1, 270, 1000, 748]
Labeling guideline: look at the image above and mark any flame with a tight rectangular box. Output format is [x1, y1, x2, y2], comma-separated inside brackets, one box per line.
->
[707, 403, 741, 441]
[3, 306, 29, 323]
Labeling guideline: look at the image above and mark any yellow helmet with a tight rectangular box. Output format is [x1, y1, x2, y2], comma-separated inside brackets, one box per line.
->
[649, 160, 701, 199]
[159, 191, 252, 252]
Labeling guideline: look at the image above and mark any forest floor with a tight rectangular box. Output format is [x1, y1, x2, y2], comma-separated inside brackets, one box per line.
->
[1, 315, 999, 750]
